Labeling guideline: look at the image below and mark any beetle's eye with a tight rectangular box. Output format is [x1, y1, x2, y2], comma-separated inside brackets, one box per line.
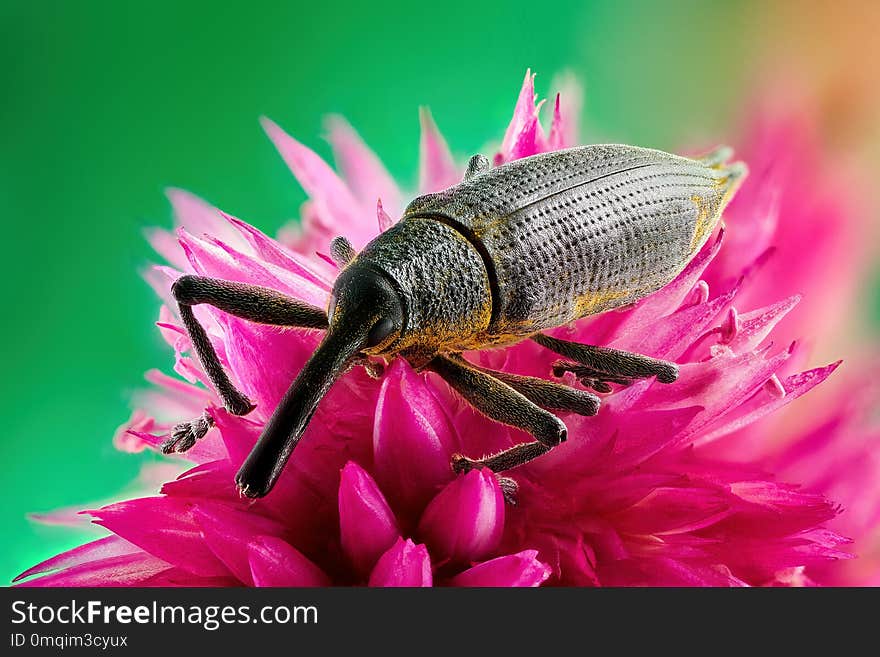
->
[365, 316, 395, 348]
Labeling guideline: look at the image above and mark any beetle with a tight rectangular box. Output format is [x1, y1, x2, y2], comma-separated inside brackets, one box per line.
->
[162, 143, 746, 501]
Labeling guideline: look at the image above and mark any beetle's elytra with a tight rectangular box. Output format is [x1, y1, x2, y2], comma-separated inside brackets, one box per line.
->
[164, 144, 746, 500]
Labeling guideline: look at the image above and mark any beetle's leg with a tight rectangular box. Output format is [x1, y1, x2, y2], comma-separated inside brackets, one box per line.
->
[451, 442, 549, 477]
[531, 333, 679, 388]
[163, 275, 328, 454]
[428, 354, 567, 446]
[451, 355, 600, 416]
[427, 354, 568, 502]
[464, 154, 491, 181]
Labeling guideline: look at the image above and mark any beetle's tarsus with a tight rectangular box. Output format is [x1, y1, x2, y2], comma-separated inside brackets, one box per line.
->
[161, 411, 214, 454]
[225, 392, 257, 417]
[552, 360, 635, 393]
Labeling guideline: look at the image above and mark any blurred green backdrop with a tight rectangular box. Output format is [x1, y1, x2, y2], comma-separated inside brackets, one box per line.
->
[0, 0, 875, 584]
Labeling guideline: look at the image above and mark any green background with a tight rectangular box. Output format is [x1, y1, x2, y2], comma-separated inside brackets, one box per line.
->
[0, 1, 874, 584]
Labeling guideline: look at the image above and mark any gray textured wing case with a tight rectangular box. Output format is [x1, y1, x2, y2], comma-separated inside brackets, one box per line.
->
[404, 144, 743, 338]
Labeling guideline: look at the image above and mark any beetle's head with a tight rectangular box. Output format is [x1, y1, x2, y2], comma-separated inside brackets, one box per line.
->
[327, 263, 405, 356]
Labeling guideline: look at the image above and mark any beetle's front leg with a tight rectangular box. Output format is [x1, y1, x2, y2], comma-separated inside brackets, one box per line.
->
[162, 275, 328, 455]
[532, 333, 679, 391]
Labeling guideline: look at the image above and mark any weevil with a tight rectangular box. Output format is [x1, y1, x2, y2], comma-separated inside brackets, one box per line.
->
[162, 144, 746, 500]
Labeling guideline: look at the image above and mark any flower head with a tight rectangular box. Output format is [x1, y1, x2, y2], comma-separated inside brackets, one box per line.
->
[17, 70, 876, 587]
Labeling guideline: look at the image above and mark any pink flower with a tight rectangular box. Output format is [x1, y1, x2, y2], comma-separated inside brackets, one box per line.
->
[691, 88, 880, 585]
[17, 70, 875, 587]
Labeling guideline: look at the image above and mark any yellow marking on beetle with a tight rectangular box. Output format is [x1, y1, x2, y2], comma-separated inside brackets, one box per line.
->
[385, 296, 494, 356]
[690, 163, 748, 252]
[689, 193, 715, 252]
[574, 287, 631, 319]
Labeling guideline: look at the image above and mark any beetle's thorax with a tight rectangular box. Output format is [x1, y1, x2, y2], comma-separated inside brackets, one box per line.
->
[349, 217, 493, 356]
[404, 144, 746, 337]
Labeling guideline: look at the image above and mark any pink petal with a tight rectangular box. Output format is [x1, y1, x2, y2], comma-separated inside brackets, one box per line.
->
[143, 263, 181, 309]
[724, 295, 801, 353]
[496, 69, 548, 162]
[418, 107, 459, 193]
[549, 93, 565, 151]
[139, 568, 239, 587]
[601, 557, 747, 587]
[368, 538, 432, 587]
[113, 409, 159, 454]
[450, 550, 552, 587]
[277, 201, 341, 265]
[87, 497, 229, 578]
[338, 461, 401, 577]
[697, 361, 842, 446]
[261, 117, 372, 249]
[611, 283, 738, 361]
[166, 188, 252, 254]
[248, 536, 330, 587]
[548, 71, 583, 149]
[16, 551, 176, 588]
[146, 227, 189, 271]
[14, 536, 140, 583]
[376, 198, 394, 232]
[178, 228, 329, 308]
[726, 481, 840, 537]
[160, 460, 240, 501]
[224, 212, 334, 289]
[498, 70, 535, 159]
[372, 360, 459, 518]
[417, 469, 505, 565]
[575, 405, 702, 471]
[193, 502, 289, 585]
[325, 115, 402, 216]
[211, 409, 264, 466]
[145, 366, 209, 403]
[609, 486, 732, 536]
[639, 348, 792, 444]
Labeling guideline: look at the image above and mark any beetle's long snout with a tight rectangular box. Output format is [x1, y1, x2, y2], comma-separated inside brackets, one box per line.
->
[235, 265, 403, 498]
[234, 321, 368, 498]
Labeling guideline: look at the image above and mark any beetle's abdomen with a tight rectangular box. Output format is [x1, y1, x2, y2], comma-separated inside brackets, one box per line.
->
[405, 144, 745, 337]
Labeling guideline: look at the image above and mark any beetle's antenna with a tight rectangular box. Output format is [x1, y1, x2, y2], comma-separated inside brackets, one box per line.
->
[235, 321, 369, 498]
